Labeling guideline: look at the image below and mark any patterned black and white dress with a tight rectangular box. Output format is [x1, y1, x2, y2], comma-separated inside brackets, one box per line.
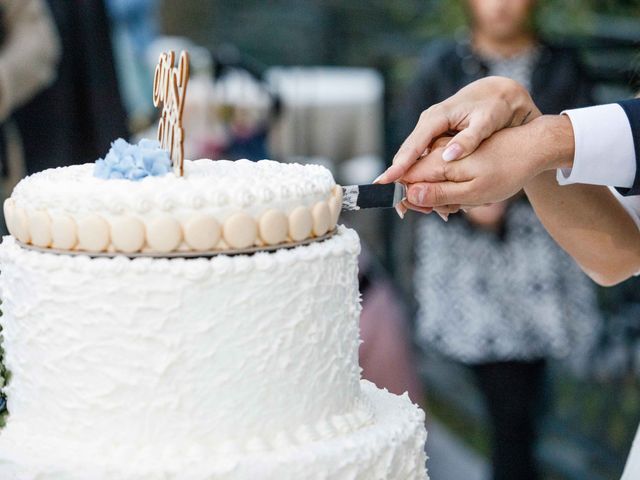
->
[414, 200, 601, 365]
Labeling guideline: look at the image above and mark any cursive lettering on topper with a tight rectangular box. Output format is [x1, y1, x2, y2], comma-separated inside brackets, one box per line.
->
[153, 50, 190, 176]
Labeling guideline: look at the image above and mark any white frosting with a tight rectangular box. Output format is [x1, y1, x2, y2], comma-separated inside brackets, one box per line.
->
[0, 381, 427, 479]
[0, 228, 365, 449]
[11, 159, 334, 222]
[0, 225, 428, 478]
[7, 159, 340, 254]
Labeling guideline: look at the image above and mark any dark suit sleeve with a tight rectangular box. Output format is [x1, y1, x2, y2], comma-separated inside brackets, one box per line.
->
[615, 99, 640, 196]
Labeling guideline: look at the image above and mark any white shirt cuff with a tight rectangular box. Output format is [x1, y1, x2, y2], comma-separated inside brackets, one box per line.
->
[556, 103, 636, 188]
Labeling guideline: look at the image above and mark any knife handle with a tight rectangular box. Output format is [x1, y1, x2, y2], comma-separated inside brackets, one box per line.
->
[341, 183, 405, 210]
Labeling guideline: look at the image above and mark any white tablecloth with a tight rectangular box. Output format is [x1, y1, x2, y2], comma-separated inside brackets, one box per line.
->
[267, 67, 384, 163]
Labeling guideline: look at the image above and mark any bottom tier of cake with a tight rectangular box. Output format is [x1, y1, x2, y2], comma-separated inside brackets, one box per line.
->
[0, 381, 428, 480]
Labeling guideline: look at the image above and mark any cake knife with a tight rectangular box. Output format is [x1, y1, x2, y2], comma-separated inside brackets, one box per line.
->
[341, 183, 406, 211]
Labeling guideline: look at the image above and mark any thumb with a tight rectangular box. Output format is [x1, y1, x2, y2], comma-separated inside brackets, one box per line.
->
[442, 119, 492, 162]
[407, 181, 472, 207]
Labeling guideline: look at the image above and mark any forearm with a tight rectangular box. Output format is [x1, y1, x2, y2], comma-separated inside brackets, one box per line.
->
[524, 116, 640, 285]
[400, 95, 640, 284]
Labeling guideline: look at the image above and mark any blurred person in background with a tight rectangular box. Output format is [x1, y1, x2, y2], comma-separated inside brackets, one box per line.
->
[106, 0, 159, 130]
[401, 1, 601, 479]
[13, 0, 128, 175]
[0, 0, 60, 229]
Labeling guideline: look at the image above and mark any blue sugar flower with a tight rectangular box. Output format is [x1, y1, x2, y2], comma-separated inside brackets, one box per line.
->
[93, 138, 173, 181]
[150, 157, 171, 176]
[128, 167, 147, 181]
[94, 158, 110, 178]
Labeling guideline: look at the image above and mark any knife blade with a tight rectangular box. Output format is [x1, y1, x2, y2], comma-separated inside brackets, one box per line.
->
[341, 183, 406, 211]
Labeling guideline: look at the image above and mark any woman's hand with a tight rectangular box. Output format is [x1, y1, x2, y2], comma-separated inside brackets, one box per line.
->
[378, 76, 541, 185]
[400, 115, 575, 208]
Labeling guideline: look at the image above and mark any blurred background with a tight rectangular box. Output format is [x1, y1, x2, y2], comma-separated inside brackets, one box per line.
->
[1, 1, 640, 479]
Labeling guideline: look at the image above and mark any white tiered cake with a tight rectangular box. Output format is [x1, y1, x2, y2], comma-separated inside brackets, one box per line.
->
[0, 153, 427, 479]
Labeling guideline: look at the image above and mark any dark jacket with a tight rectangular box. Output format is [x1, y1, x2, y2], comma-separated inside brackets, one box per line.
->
[13, 0, 128, 174]
[399, 37, 594, 140]
[615, 98, 640, 196]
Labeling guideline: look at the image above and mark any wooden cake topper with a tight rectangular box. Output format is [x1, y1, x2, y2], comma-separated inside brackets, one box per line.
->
[153, 50, 190, 176]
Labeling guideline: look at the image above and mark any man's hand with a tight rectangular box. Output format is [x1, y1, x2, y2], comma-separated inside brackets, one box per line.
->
[378, 76, 541, 185]
[400, 115, 575, 208]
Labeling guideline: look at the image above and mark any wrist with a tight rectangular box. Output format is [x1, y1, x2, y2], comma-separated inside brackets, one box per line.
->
[498, 78, 541, 125]
[530, 114, 575, 173]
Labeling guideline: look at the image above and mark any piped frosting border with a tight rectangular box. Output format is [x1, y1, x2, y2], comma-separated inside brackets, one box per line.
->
[4, 160, 344, 256]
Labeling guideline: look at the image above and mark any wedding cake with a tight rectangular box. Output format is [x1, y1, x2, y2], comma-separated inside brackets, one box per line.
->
[0, 140, 428, 479]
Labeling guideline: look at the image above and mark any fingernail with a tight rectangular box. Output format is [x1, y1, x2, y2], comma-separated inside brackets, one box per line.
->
[408, 187, 425, 205]
[395, 204, 405, 219]
[442, 143, 462, 162]
[373, 173, 384, 184]
[437, 212, 449, 222]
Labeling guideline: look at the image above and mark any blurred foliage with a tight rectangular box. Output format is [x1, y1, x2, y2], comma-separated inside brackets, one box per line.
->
[546, 369, 640, 478]
[159, 0, 640, 116]
[160, 0, 640, 67]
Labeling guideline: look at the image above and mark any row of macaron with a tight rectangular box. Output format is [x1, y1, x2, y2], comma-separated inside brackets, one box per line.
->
[3, 187, 343, 254]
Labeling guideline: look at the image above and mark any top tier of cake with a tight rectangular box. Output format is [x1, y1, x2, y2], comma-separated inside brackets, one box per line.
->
[4, 159, 343, 255]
